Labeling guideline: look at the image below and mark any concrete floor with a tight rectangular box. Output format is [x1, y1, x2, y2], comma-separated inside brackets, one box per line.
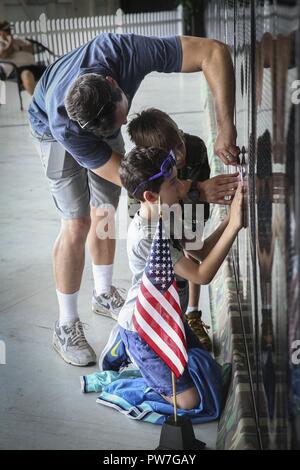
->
[0, 72, 218, 450]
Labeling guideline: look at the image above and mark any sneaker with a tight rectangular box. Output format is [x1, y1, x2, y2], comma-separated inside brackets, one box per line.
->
[99, 323, 131, 371]
[92, 285, 126, 321]
[186, 311, 212, 352]
[53, 320, 96, 366]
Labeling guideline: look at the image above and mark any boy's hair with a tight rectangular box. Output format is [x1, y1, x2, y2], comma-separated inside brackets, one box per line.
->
[120, 146, 169, 202]
[127, 108, 182, 150]
[65, 73, 122, 135]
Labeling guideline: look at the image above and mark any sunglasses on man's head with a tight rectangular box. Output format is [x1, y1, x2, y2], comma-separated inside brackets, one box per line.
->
[77, 99, 112, 129]
[132, 151, 176, 197]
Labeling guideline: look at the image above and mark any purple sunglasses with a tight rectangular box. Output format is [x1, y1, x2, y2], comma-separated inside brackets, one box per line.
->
[132, 150, 176, 197]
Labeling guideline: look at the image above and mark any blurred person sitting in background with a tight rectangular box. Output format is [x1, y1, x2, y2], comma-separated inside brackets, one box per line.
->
[0, 20, 45, 95]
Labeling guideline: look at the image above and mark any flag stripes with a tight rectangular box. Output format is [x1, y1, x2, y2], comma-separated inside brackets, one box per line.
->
[133, 216, 188, 378]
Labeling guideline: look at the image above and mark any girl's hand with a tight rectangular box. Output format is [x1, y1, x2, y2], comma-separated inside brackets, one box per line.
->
[198, 173, 240, 204]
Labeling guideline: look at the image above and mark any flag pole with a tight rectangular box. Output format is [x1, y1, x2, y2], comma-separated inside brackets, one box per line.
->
[172, 372, 178, 424]
[158, 195, 178, 425]
[158, 194, 162, 218]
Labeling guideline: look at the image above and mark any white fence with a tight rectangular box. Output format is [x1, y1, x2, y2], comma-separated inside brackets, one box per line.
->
[11, 6, 184, 63]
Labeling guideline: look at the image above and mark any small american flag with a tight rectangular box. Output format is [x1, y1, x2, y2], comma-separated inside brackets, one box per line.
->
[133, 216, 188, 378]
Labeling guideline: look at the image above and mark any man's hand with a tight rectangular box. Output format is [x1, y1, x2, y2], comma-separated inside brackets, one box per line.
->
[214, 122, 240, 165]
[197, 172, 240, 205]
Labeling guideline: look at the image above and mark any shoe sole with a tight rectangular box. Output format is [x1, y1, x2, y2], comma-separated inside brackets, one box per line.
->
[92, 303, 118, 321]
[80, 375, 86, 392]
[52, 334, 96, 367]
[98, 323, 121, 371]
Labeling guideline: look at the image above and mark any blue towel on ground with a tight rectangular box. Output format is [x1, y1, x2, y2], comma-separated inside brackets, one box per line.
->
[81, 368, 142, 393]
[82, 347, 223, 425]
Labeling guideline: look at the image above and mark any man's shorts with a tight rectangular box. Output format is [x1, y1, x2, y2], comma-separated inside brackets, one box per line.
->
[30, 128, 125, 219]
[119, 322, 202, 397]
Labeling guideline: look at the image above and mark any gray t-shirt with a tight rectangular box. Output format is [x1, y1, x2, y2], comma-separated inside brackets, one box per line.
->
[118, 212, 188, 332]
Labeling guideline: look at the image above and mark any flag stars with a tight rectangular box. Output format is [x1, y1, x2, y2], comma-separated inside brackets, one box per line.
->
[144, 220, 177, 291]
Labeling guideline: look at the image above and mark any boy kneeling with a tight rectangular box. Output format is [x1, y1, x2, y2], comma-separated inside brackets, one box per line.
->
[103, 146, 243, 410]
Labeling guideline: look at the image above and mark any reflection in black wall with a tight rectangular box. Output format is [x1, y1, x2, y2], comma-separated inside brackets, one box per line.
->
[206, 0, 300, 449]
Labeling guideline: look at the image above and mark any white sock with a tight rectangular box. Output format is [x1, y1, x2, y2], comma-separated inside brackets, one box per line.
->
[186, 306, 198, 315]
[92, 263, 113, 296]
[56, 289, 79, 326]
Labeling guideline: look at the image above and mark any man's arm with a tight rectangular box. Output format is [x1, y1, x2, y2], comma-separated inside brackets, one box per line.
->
[179, 36, 240, 165]
[91, 151, 123, 187]
[91, 155, 194, 191]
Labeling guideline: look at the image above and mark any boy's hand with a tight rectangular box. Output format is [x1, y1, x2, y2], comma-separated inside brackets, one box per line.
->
[197, 173, 240, 205]
[228, 182, 244, 232]
[214, 123, 240, 165]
